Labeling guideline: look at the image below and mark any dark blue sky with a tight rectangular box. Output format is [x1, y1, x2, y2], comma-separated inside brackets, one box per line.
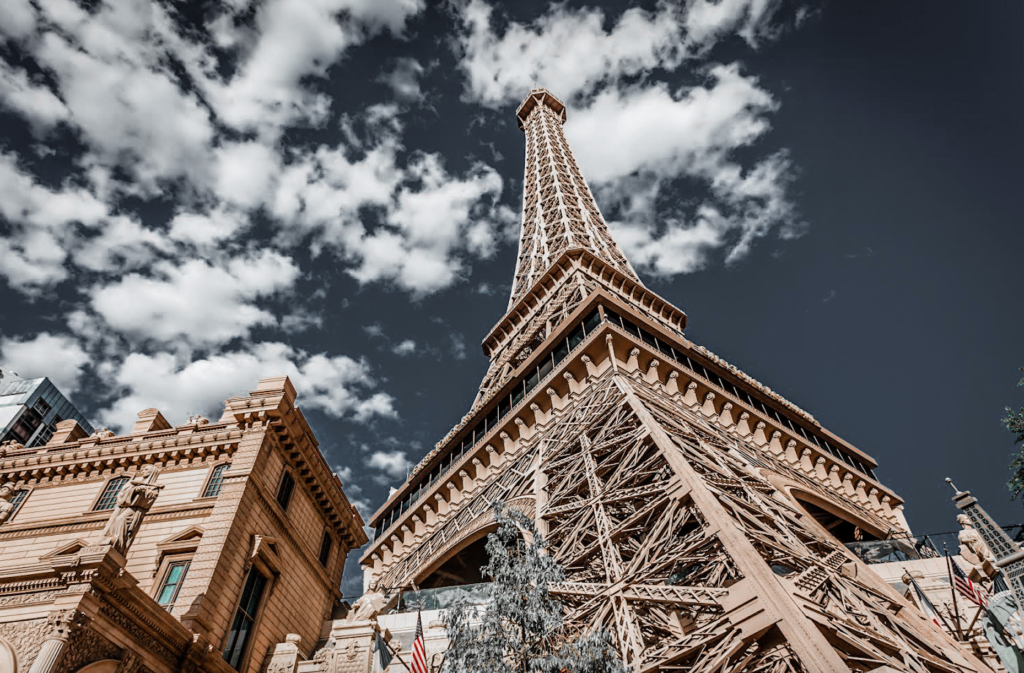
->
[0, 1, 1020, 595]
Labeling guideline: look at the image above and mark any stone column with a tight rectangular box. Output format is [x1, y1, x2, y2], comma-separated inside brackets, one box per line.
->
[28, 609, 88, 673]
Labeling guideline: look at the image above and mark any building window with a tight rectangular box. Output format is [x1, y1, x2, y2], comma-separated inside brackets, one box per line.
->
[30, 417, 61, 448]
[202, 463, 230, 498]
[4, 489, 29, 522]
[32, 398, 52, 415]
[276, 471, 294, 511]
[318, 531, 332, 567]
[94, 476, 130, 511]
[222, 570, 267, 669]
[155, 559, 191, 610]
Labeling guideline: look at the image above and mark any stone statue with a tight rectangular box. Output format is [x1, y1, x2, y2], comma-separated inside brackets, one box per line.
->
[99, 465, 164, 553]
[0, 484, 15, 524]
[958, 513, 996, 567]
[345, 582, 390, 622]
[91, 427, 115, 439]
[0, 439, 24, 456]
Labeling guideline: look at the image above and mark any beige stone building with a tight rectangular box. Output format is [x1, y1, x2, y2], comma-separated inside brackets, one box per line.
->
[0, 376, 367, 673]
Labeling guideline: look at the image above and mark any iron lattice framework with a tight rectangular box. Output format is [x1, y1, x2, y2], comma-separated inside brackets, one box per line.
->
[508, 89, 638, 309]
[362, 89, 988, 672]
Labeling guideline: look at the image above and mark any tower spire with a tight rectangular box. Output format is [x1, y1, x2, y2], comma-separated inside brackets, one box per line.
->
[508, 88, 640, 309]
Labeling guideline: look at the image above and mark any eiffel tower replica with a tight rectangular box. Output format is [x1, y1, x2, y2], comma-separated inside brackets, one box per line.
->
[361, 89, 988, 672]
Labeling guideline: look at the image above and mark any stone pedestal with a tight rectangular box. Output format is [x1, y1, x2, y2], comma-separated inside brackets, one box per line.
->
[312, 620, 377, 673]
[267, 633, 302, 673]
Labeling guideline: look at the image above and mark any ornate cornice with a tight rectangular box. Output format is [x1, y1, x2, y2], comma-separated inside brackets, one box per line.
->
[0, 435, 238, 485]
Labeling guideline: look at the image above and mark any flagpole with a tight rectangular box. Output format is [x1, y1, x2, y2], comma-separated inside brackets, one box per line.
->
[944, 543, 965, 641]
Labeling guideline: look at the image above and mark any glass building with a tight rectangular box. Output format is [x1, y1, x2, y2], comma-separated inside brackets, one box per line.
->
[0, 378, 94, 448]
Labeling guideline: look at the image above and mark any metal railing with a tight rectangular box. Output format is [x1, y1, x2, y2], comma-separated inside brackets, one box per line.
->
[846, 524, 1024, 565]
[393, 582, 492, 613]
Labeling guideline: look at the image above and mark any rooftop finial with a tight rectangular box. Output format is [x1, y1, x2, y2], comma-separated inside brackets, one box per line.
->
[945, 477, 959, 493]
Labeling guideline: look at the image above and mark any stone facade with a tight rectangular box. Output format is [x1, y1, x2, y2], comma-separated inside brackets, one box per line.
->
[0, 376, 367, 673]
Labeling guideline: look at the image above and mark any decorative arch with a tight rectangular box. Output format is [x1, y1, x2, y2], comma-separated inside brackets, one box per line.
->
[787, 486, 886, 543]
[756, 468, 890, 544]
[412, 496, 535, 589]
[74, 662, 120, 673]
[0, 637, 16, 673]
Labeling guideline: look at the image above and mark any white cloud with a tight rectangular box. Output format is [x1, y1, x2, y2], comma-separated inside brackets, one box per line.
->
[449, 333, 467, 360]
[89, 251, 300, 350]
[450, 1, 798, 275]
[74, 215, 171, 273]
[0, 152, 109, 291]
[280, 308, 324, 332]
[213, 141, 281, 209]
[453, 0, 784, 109]
[99, 342, 396, 431]
[207, 0, 425, 136]
[347, 153, 513, 296]
[454, 0, 685, 108]
[392, 339, 417, 356]
[561, 67, 796, 275]
[379, 57, 427, 102]
[270, 109, 515, 296]
[367, 449, 413, 479]
[32, 26, 215, 193]
[684, 0, 783, 49]
[0, 66, 69, 132]
[168, 208, 249, 247]
[0, 332, 89, 394]
[567, 68, 775, 185]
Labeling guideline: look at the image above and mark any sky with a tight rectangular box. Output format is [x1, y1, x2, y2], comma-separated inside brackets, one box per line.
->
[0, 0, 1021, 599]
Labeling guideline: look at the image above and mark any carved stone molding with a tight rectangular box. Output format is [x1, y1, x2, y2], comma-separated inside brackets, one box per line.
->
[53, 624, 121, 673]
[0, 618, 49, 670]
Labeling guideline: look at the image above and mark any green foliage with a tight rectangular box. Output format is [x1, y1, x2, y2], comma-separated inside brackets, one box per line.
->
[443, 502, 626, 673]
[1005, 369, 1024, 500]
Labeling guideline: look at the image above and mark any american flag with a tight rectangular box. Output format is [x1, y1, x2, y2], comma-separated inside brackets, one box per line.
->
[411, 611, 428, 673]
[950, 557, 987, 607]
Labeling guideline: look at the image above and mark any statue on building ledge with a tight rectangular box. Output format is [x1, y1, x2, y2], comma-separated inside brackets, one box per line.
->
[958, 513, 999, 579]
[0, 483, 15, 524]
[99, 465, 164, 554]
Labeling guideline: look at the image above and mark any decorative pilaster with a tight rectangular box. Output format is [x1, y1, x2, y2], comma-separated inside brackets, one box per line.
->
[27, 609, 88, 673]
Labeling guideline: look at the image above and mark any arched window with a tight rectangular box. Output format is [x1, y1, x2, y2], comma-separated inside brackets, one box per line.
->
[94, 476, 129, 511]
[202, 463, 230, 498]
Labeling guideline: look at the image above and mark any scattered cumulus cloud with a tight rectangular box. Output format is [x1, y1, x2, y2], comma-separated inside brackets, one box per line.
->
[89, 251, 301, 351]
[379, 57, 428, 103]
[367, 449, 414, 480]
[0, 333, 89, 394]
[452, 1, 801, 276]
[449, 333, 468, 360]
[392, 340, 417, 356]
[99, 342, 396, 431]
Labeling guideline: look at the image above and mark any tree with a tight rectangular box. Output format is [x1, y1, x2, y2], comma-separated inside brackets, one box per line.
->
[1005, 368, 1024, 500]
[442, 501, 626, 673]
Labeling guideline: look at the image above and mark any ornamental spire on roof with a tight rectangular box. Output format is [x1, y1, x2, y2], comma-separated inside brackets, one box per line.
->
[507, 88, 640, 309]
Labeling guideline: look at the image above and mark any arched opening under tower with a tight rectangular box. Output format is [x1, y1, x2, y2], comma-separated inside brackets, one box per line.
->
[418, 534, 490, 590]
[793, 494, 882, 544]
